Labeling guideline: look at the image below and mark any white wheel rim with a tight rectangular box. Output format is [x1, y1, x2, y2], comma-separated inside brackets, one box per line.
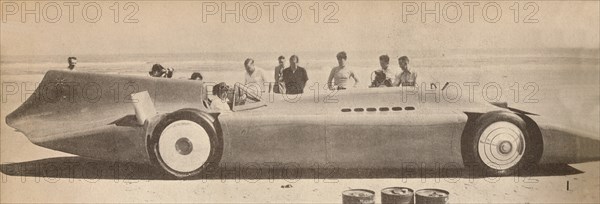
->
[158, 120, 211, 173]
[478, 121, 525, 170]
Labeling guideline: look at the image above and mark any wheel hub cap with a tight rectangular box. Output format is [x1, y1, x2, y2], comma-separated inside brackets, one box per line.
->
[175, 138, 193, 155]
[158, 120, 211, 173]
[498, 141, 512, 154]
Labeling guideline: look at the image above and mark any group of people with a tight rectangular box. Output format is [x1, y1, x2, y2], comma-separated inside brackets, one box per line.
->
[371, 55, 416, 87]
[141, 51, 417, 112]
[70, 51, 415, 92]
[243, 51, 417, 96]
[249, 55, 309, 95]
[271, 52, 416, 94]
[65, 52, 416, 113]
[143, 51, 415, 95]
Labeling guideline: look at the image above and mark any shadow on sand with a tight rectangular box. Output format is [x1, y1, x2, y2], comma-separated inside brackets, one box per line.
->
[0, 156, 584, 181]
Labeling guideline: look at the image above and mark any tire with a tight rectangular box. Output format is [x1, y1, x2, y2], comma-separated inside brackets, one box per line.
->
[149, 109, 222, 178]
[464, 111, 535, 176]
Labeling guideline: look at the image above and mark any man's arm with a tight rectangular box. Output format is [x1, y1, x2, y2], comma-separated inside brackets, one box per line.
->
[327, 68, 335, 90]
[351, 70, 359, 87]
[300, 68, 309, 90]
[260, 69, 267, 84]
[274, 67, 279, 82]
[302, 68, 309, 82]
[392, 73, 401, 86]
[281, 69, 288, 83]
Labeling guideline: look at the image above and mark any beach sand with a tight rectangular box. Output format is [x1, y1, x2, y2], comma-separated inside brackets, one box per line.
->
[1, 54, 599, 203]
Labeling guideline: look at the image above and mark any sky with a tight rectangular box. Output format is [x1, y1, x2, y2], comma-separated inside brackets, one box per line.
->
[1, 1, 599, 56]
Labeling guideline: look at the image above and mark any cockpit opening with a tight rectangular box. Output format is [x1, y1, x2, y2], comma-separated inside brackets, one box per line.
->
[208, 82, 266, 112]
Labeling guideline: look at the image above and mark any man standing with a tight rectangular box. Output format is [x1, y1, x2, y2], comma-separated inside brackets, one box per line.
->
[244, 58, 266, 93]
[370, 55, 395, 87]
[273, 56, 286, 93]
[327, 51, 359, 90]
[393, 56, 417, 86]
[282, 55, 309, 94]
[67, 57, 77, 70]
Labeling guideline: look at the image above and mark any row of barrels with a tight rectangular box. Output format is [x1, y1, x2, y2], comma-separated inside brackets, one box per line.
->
[342, 187, 449, 204]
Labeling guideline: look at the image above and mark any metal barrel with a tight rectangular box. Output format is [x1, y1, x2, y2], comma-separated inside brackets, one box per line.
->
[342, 189, 375, 204]
[381, 187, 414, 204]
[415, 189, 449, 204]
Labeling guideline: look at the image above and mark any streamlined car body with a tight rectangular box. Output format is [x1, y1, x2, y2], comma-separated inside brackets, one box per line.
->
[6, 70, 600, 177]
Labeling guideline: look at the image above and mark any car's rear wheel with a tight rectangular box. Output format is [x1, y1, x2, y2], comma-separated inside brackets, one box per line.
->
[464, 111, 535, 176]
[150, 110, 221, 178]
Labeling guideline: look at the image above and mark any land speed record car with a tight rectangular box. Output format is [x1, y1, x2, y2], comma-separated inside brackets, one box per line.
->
[6, 70, 600, 178]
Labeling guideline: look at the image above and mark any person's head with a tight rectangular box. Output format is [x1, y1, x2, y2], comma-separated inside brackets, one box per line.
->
[398, 56, 410, 71]
[190, 72, 203, 81]
[244, 58, 255, 74]
[379, 55, 390, 70]
[68, 57, 77, 70]
[149, 64, 166, 77]
[336, 51, 347, 67]
[212, 82, 230, 99]
[278, 56, 285, 67]
[289, 55, 299, 67]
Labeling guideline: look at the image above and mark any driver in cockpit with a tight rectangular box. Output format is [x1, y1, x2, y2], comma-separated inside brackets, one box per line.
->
[210, 82, 232, 112]
[210, 82, 261, 112]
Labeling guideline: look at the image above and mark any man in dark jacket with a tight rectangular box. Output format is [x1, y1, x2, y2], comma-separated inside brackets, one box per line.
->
[282, 55, 308, 94]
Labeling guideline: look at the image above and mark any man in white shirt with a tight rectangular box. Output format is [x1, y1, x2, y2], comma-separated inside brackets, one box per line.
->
[393, 56, 417, 87]
[243, 58, 266, 93]
[327, 51, 359, 90]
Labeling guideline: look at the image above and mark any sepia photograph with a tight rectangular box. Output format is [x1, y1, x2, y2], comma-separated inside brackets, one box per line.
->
[1, 1, 599, 203]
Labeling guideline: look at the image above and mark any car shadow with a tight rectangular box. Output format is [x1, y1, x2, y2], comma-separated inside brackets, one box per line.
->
[0, 156, 584, 181]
